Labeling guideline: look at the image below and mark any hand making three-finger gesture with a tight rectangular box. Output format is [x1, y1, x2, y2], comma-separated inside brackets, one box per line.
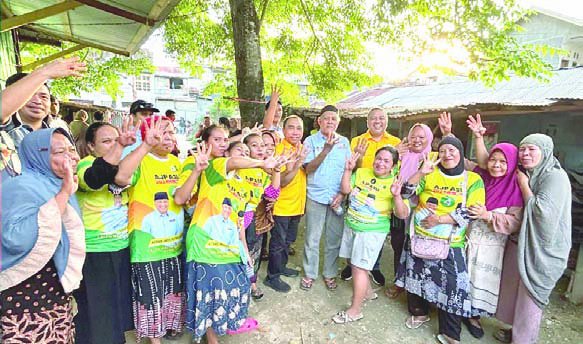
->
[193, 141, 212, 173]
[117, 116, 139, 147]
[419, 154, 441, 175]
[142, 116, 164, 150]
[467, 114, 486, 138]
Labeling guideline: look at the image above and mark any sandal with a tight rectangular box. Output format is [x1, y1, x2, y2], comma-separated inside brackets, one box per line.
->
[251, 287, 264, 301]
[289, 246, 296, 256]
[163, 330, 183, 340]
[494, 328, 512, 343]
[226, 317, 259, 335]
[324, 278, 338, 291]
[300, 277, 313, 290]
[405, 315, 430, 329]
[364, 292, 378, 302]
[384, 284, 404, 299]
[436, 333, 459, 344]
[332, 311, 363, 324]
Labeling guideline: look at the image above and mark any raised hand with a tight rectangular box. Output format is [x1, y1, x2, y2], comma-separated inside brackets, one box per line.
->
[390, 176, 405, 197]
[324, 132, 340, 151]
[419, 154, 441, 175]
[466, 114, 486, 138]
[345, 152, 360, 171]
[143, 116, 163, 149]
[250, 122, 264, 135]
[270, 83, 282, 103]
[193, 142, 212, 172]
[60, 156, 79, 196]
[261, 155, 279, 170]
[353, 137, 369, 156]
[117, 116, 138, 147]
[38, 56, 87, 79]
[395, 138, 409, 156]
[438, 112, 452, 137]
[516, 169, 529, 187]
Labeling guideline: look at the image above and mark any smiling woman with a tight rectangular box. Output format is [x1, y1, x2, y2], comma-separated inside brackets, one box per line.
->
[1, 128, 84, 343]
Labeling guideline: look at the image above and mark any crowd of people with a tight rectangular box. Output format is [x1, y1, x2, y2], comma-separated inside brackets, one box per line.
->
[0, 57, 573, 344]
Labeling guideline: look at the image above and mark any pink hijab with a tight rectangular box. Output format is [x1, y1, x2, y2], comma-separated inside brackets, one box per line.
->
[474, 143, 524, 211]
[399, 123, 433, 181]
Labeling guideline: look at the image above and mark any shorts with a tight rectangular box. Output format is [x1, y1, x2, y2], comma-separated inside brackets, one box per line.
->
[339, 223, 387, 271]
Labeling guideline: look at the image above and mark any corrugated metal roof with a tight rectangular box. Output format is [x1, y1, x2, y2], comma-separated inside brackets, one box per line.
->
[2, 0, 179, 56]
[335, 67, 583, 117]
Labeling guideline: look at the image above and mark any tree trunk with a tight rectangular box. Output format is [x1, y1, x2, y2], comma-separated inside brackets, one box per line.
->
[229, 0, 264, 125]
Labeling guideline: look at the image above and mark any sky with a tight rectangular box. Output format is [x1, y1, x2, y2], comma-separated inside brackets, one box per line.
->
[145, 0, 583, 82]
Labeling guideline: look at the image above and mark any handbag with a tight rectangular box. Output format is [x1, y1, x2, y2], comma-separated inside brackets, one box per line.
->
[410, 171, 468, 260]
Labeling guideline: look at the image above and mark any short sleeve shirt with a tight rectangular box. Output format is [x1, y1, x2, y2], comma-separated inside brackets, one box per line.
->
[77, 156, 129, 252]
[127, 153, 184, 263]
[350, 131, 401, 169]
[413, 169, 485, 247]
[185, 158, 250, 264]
[303, 131, 351, 204]
[346, 168, 406, 233]
[273, 139, 307, 216]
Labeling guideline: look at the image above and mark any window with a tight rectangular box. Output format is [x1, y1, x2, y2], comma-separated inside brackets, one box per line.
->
[169, 77, 184, 90]
[560, 59, 570, 68]
[136, 74, 151, 91]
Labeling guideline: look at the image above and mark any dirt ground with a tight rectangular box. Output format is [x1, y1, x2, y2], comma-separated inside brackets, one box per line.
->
[126, 219, 583, 344]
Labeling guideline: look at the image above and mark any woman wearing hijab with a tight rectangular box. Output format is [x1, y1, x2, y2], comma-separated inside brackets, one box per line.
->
[460, 115, 524, 338]
[1, 128, 84, 343]
[385, 123, 433, 299]
[494, 133, 571, 344]
[396, 136, 485, 344]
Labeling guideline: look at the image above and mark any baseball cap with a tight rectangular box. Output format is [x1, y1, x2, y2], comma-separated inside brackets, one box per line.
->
[130, 100, 159, 114]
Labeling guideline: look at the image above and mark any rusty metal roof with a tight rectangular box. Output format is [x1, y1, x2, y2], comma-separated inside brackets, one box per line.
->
[333, 67, 583, 118]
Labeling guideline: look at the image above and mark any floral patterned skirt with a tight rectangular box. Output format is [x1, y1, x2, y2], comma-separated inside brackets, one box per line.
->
[185, 262, 250, 341]
[395, 238, 472, 318]
[1, 260, 74, 343]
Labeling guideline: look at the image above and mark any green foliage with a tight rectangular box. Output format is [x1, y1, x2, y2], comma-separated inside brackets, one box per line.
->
[163, 0, 553, 109]
[19, 42, 154, 99]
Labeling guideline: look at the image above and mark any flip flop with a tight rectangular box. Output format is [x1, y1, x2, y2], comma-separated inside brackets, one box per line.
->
[405, 315, 430, 329]
[332, 311, 364, 324]
[364, 292, 378, 302]
[300, 277, 313, 290]
[436, 333, 459, 344]
[324, 278, 338, 291]
[494, 328, 512, 343]
[226, 317, 259, 335]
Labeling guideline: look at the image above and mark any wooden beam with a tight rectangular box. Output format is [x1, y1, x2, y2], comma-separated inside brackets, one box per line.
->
[18, 33, 62, 47]
[1, 0, 14, 18]
[22, 44, 87, 71]
[1, 0, 83, 33]
[74, 0, 155, 26]
[26, 26, 130, 56]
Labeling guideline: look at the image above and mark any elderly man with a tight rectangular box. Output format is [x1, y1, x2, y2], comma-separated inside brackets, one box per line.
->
[301, 105, 351, 291]
[341, 108, 401, 285]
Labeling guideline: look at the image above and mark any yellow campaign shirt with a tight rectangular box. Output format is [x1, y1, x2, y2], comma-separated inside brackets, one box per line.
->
[346, 167, 408, 233]
[350, 131, 401, 169]
[413, 169, 485, 248]
[237, 168, 270, 211]
[185, 158, 251, 264]
[76, 156, 129, 253]
[128, 154, 184, 263]
[273, 139, 307, 216]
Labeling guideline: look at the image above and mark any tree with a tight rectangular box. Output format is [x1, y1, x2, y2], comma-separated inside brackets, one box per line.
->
[19, 42, 154, 100]
[163, 0, 552, 123]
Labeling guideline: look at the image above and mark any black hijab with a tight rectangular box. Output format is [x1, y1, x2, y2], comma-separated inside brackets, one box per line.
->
[437, 136, 465, 176]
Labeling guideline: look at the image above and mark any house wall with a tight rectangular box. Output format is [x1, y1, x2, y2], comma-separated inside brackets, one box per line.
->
[403, 111, 583, 171]
[515, 13, 583, 68]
